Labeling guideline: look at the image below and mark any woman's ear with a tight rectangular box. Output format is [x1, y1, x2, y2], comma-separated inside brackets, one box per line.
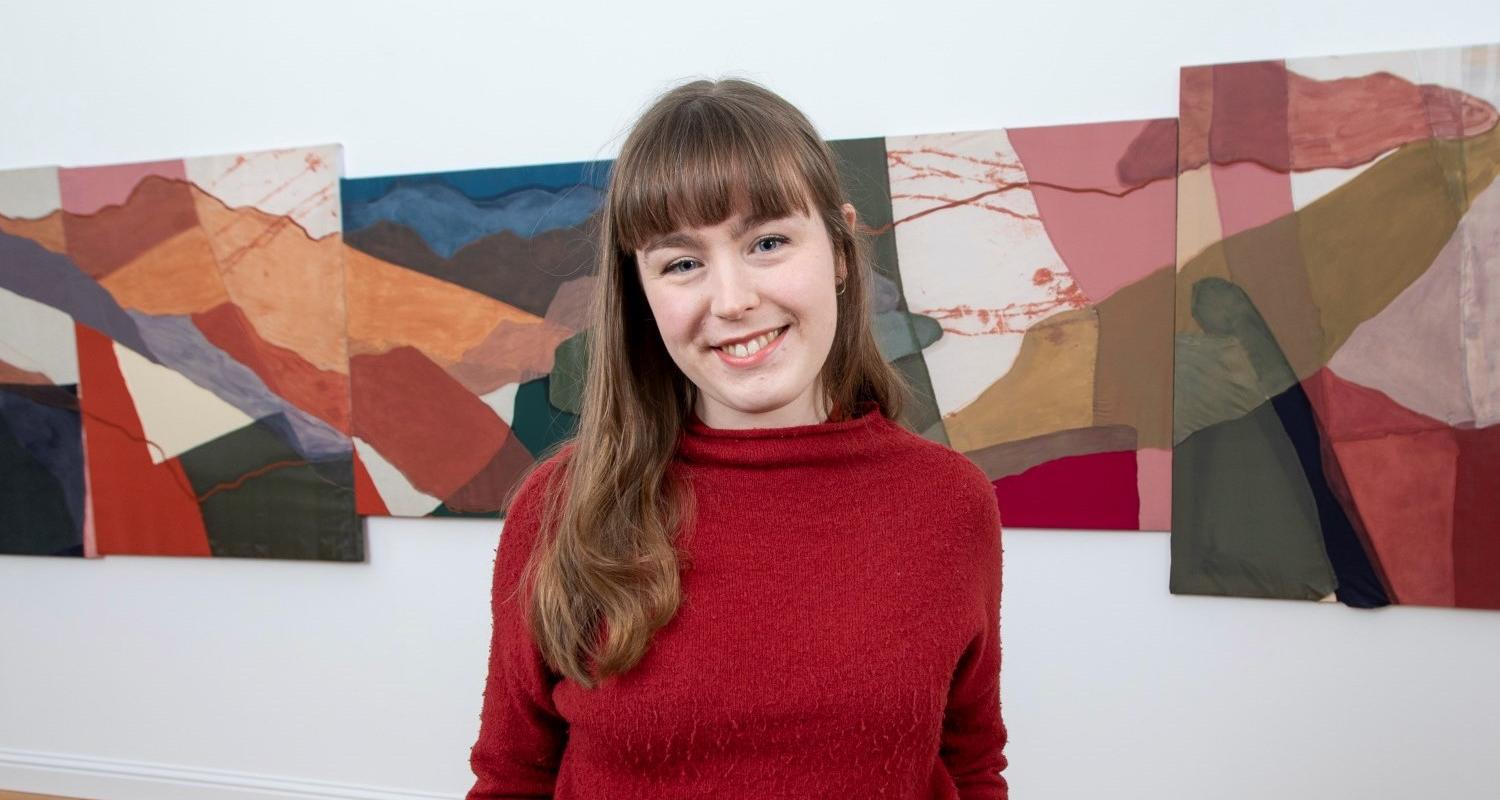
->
[837, 202, 857, 281]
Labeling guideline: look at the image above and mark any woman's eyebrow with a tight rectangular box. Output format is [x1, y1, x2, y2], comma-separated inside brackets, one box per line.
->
[641, 212, 794, 256]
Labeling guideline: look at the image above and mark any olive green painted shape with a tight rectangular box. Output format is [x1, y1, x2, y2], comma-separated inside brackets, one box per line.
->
[1171, 399, 1337, 600]
[549, 329, 590, 415]
[177, 418, 362, 562]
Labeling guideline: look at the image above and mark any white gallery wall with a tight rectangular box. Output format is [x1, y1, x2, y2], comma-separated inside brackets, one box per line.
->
[2, 1, 1499, 798]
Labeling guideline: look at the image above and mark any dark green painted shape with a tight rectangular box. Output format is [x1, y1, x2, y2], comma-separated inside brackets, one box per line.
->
[1190, 277, 1298, 393]
[431, 504, 500, 519]
[0, 410, 80, 556]
[829, 136, 945, 440]
[177, 417, 362, 562]
[515, 375, 579, 458]
[1173, 275, 1337, 599]
[549, 329, 590, 415]
[1173, 332, 1274, 446]
[1171, 399, 1337, 600]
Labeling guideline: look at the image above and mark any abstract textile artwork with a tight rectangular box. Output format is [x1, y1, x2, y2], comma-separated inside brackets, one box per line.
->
[1171, 44, 1500, 610]
[340, 161, 605, 517]
[878, 121, 1178, 531]
[0, 146, 361, 561]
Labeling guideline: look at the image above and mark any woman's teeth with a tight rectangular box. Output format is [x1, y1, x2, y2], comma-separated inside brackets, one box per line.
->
[721, 327, 785, 358]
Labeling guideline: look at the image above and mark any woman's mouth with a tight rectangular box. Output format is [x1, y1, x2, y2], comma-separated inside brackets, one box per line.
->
[713, 325, 789, 367]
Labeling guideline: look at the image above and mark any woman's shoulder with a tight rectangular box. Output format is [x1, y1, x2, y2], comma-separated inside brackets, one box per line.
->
[874, 417, 998, 521]
[504, 440, 577, 522]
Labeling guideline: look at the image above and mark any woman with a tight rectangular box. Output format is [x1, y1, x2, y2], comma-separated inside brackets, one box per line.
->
[467, 78, 1008, 799]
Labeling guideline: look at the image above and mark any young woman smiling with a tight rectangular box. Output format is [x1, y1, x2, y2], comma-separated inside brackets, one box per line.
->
[467, 78, 1009, 799]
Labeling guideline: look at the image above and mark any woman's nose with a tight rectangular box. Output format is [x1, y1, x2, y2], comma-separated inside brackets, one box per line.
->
[709, 258, 759, 319]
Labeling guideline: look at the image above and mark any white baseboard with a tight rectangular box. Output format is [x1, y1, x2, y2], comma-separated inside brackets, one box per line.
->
[0, 748, 456, 800]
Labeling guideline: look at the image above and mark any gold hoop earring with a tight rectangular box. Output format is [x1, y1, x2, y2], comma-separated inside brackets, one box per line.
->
[835, 279, 847, 297]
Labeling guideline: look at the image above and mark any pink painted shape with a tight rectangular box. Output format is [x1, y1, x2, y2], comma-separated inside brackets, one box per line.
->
[1008, 121, 1176, 303]
[1135, 447, 1171, 531]
[1209, 160, 1293, 238]
[58, 159, 187, 215]
[82, 426, 98, 558]
[1325, 180, 1500, 428]
[1331, 429, 1458, 607]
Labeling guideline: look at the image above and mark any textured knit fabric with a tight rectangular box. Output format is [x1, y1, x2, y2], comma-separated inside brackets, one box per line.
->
[467, 400, 1008, 798]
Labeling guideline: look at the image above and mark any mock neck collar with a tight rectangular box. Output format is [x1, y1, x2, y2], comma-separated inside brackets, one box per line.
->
[677, 400, 891, 468]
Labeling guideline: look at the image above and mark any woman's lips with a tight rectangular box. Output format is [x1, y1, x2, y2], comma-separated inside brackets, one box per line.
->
[713, 325, 788, 368]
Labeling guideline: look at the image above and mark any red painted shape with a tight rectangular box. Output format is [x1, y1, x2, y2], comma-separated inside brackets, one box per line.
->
[75, 323, 211, 556]
[1453, 426, 1500, 610]
[350, 346, 509, 503]
[351, 448, 389, 517]
[992, 449, 1139, 530]
[192, 302, 350, 433]
[1329, 431, 1458, 607]
[1302, 368, 1446, 443]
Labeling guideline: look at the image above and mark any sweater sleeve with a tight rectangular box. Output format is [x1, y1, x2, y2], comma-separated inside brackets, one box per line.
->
[467, 459, 570, 799]
[938, 472, 1009, 799]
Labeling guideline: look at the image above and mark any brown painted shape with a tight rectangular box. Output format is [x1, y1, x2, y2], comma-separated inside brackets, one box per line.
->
[944, 308, 1098, 453]
[442, 434, 537, 514]
[192, 302, 351, 433]
[350, 346, 509, 501]
[97, 226, 228, 315]
[1209, 61, 1292, 170]
[0, 212, 66, 254]
[1299, 128, 1499, 364]
[1116, 119, 1180, 185]
[447, 317, 574, 396]
[544, 275, 596, 331]
[1223, 214, 1323, 378]
[192, 186, 349, 375]
[1177, 125, 1500, 378]
[966, 425, 1137, 481]
[1093, 266, 1173, 449]
[60, 176, 199, 279]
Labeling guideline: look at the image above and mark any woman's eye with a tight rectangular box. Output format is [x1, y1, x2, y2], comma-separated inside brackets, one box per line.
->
[753, 235, 788, 253]
[663, 258, 699, 275]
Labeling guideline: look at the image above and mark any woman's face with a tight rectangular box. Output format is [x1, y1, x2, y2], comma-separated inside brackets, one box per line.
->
[635, 202, 855, 430]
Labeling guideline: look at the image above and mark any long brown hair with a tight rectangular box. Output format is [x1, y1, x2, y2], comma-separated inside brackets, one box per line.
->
[512, 78, 909, 688]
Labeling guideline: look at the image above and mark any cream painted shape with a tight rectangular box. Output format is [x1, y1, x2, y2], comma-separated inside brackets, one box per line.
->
[352, 436, 440, 517]
[0, 286, 78, 384]
[887, 128, 1081, 416]
[111, 341, 256, 464]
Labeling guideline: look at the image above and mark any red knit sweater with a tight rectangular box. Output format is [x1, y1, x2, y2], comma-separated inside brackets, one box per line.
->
[467, 401, 1009, 798]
